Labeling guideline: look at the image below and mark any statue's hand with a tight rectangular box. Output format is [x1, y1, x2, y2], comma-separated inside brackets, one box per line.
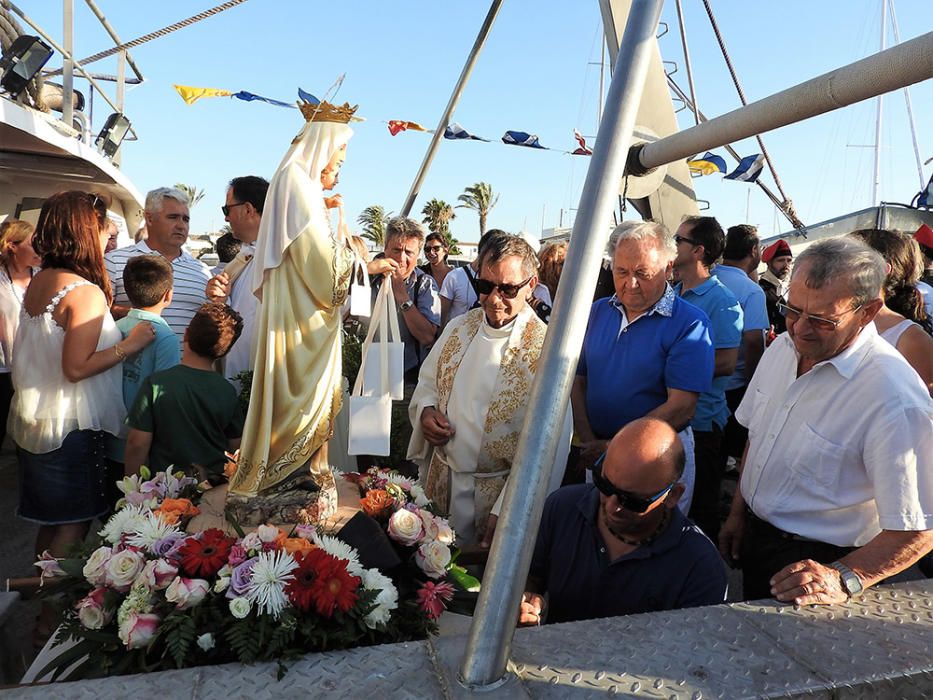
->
[324, 194, 343, 209]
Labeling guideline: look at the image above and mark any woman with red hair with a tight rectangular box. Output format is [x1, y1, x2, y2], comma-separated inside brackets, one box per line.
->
[10, 191, 155, 560]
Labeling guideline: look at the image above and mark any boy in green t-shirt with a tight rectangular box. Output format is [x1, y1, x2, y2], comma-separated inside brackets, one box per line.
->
[125, 302, 244, 481]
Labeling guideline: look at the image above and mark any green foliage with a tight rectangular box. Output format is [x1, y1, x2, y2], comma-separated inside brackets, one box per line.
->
[174, 183, 206, 208]
[420, 198, 456, 235]
[225, 614, 261, 663]
[357, 205, 392, 247]
[234, 370, 253, 414]
[163, 611, 197, 668]
[457, 182, 499, 236]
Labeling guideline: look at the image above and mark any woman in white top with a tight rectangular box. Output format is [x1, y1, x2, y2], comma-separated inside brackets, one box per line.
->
[11, 192, 155, 559]
[0, 219, 41, 447]
[851, 229, 933, 397]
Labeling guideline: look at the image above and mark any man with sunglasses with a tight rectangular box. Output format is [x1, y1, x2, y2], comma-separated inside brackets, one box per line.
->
[720, 237, 933, 605]
[409, 234, 570, 546]
[521, 417, 727, 625]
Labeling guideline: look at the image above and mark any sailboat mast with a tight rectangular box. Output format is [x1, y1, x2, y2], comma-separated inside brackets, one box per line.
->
[872, 0, 886, 205]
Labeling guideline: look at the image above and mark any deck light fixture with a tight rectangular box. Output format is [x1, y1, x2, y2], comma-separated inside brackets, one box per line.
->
[95, 112, 131, 157]
[0, 35, 54, 99]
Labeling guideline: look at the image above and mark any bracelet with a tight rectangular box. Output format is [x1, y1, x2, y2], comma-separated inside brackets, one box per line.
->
[114, 343, 127, 361]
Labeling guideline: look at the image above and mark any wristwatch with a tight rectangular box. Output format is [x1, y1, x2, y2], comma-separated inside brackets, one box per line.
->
[829, 561, 864, 598]
[399, 299, 414, 312]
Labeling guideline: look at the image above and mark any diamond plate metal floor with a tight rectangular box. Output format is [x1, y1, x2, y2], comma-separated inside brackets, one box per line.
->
[5, 580, 932, 698]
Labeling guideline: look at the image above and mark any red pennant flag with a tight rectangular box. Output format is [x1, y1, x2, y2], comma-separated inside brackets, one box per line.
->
[571, 129, 592, 156]
[387, 120, 429, 136]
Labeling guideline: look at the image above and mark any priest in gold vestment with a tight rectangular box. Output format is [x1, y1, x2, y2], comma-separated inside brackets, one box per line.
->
[228, 102, 356, 503]
[407, 234, 571, 545]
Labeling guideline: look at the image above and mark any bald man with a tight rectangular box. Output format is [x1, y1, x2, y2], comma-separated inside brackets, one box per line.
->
[521, 418, 727, 625]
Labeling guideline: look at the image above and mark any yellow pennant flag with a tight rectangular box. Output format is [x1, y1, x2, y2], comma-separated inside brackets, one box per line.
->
[173, 84, 233, 105]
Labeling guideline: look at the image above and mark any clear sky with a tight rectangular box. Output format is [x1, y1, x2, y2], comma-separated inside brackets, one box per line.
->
[24, 0, 933, 244]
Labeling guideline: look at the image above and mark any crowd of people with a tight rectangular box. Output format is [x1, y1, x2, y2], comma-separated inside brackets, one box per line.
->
[2, 165, 932, 634]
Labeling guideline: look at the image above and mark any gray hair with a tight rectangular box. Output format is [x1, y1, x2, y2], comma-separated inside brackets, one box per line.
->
[608, 220, 676, 262]
[792, 237, 885, 306]
[145, 187, 189, 214]
[479, 233, 539, 277]
[385, 216, 426, 247]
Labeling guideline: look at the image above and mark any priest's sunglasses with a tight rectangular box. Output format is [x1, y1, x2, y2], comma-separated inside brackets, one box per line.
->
[777, 301, 863, 332]
[592, 452, 676, 513]
[474, 275, 534, 299]
[221, 201, 247, 216]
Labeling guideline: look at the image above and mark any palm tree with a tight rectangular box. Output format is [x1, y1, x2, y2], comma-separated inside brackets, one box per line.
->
[175, 183, 206, 208]
[421, 198, 456, 235]
[457, 182, 499, 236]
[357, 205, 392, 247]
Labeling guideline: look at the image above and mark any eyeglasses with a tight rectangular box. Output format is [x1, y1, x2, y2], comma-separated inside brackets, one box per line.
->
[222, 202, 247, 216]
[592, 452, 676, 513]
[777, 301, 863, 332]
[424, 245, 445, 253]
[474, 275, 534, 299]
[674, 234, 699, 246]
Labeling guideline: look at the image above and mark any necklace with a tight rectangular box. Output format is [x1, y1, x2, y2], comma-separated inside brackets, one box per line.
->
[609, 508, 670, 548]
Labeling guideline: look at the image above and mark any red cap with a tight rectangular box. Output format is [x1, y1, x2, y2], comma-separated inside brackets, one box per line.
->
[914, 223, 933, 249]
[761, 239, 792, 263]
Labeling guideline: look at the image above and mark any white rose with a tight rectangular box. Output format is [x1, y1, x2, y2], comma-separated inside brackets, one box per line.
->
[410, 484, 431, 507]
[165, 577, 210, 610]
[229, 596, 251, 619]
[241, 532, 263, 552]
[77, 598, 106, 630]
[361, 569, 398, 629]
[387, 509, 424, 546]
[256, 524, 279, 543]
[196, 633, 215, 651]
[214, 576, 230, 594]
[133, 560, 157, 590]
[105, 549, 145, 591]
[418, 510, 440, 541]
[415, 541, 451, 579]
[434, 518, 455, 546]
[82, 546, 112, 586]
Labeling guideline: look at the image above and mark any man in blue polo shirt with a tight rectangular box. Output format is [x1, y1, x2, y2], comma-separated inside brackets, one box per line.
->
[672, 216, 743, 541]
[520, 417, 727, 625]
[714, 225, 769, 464]
[571, 220, 714, 513]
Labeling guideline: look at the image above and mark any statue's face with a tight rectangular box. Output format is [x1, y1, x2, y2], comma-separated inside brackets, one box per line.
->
[320, 145, 346, 191]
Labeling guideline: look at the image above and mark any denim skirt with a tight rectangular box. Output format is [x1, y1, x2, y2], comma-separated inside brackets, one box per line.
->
[17, 429, 110, 525]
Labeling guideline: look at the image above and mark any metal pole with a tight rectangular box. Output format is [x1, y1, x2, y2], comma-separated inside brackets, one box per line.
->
[872, 0, 886, 205]
[674, 0, 700, 126]
[458, 0, 665, 688]
[637, 31, 933, 172]
[114, 49, 125, 166]
[887, 0, 925, 191]
[398, 0, 504, 217]
[62, 0, 74, 130]
[83, 0, 145, 82]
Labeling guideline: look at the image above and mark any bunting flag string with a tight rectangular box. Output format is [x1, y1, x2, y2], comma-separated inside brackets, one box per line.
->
[502, 130, 546, 149]
[444, 122, 489, 141]
[172, 84, 319, 109]
[724, 154, 765, 182]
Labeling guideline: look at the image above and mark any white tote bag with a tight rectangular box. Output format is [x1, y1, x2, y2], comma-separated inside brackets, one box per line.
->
[349, 258, 371, 318]
[348, 283, 393, 456]
[360, 277, 405, 400]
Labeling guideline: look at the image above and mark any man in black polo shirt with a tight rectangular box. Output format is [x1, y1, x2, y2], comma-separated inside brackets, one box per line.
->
[521, 417, 727, 625]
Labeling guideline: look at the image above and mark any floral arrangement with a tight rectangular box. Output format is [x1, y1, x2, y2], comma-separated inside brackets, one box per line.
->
[34, 466, 466, 681]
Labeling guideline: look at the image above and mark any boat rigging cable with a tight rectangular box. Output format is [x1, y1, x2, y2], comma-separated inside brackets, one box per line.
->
[44, 0, 250, 76]
[698, 0, 802, 228]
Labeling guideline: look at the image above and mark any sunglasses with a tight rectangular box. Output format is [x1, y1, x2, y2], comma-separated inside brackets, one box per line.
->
[592, 452, 676, 513]
[777, 301, 863, 332]
[424, 245, 445, 253]
[674, 234, 699, 246]
[474, 275, 533, 299]
[222, 202, 247, 216]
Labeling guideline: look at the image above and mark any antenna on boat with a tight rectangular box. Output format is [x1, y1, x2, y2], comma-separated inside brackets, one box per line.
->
[872, 0, 886, 206]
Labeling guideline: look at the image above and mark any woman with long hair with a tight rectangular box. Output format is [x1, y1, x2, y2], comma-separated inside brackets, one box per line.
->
[420, 232, 452, 288]
[10, 191, 155, 561]
[537, 240, 567, 301]
[0, 219, 41, 446]
[851, 228, 933, 396]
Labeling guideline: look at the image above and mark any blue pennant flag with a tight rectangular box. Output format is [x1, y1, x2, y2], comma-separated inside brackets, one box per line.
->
[444, 122, 488, 141]
[687, 152, 727, 176]
[297, 88, 320, 105]
[917, 172, 933, 208]
[232, 91, 294, 108]
[502, 130, 545, 149]
[724, 154, 765, 182]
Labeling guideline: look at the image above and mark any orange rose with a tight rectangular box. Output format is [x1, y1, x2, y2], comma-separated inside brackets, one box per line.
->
[281, 538, 316, 556]
[223, 459, 237, 480]
[154, 498, 200, 525]
[361, 489, 393, 518]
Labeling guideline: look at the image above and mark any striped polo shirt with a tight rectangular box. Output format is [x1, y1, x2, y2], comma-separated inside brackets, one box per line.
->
[105, 241, 212, 342]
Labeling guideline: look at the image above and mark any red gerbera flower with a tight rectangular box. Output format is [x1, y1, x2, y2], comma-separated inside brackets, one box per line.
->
[178, 528, 233, 578]
[311, 557, 360, 618]
[285, 548, 329, 612]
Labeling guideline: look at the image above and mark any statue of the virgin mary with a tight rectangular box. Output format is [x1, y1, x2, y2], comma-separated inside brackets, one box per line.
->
[226, 100, 357, 523]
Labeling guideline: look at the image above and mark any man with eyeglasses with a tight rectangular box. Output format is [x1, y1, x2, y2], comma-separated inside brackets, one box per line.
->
[205, 175, 269, 389]
[720, 237, 933, 605]
[106, 187, 211, 343]
[408, 234, 570, 546]
[520, 417, 727, 625]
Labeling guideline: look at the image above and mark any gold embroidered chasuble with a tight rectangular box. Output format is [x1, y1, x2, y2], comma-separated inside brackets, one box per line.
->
[409, 306, 549, 540]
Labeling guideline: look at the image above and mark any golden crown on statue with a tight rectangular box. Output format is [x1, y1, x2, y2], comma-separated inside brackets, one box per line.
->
[299, 100, 358, 124]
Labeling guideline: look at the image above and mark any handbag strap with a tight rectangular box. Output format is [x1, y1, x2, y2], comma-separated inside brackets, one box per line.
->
[353, 279, 390, 396]
[385, 277, 403, 344]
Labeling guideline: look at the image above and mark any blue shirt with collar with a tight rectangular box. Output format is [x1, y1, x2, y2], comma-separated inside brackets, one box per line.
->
[674, 275, 743, 431]
[529, 484, 728, 624]
[577, 286, 714, 440]
[712, 264, 769, 391]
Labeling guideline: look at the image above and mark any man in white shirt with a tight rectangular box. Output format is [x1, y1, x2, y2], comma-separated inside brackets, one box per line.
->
[409, 234, 570, 546]
[205, 176, 269, 389]
[720, 237, 933, 605]
[106, 187, 211, 342]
